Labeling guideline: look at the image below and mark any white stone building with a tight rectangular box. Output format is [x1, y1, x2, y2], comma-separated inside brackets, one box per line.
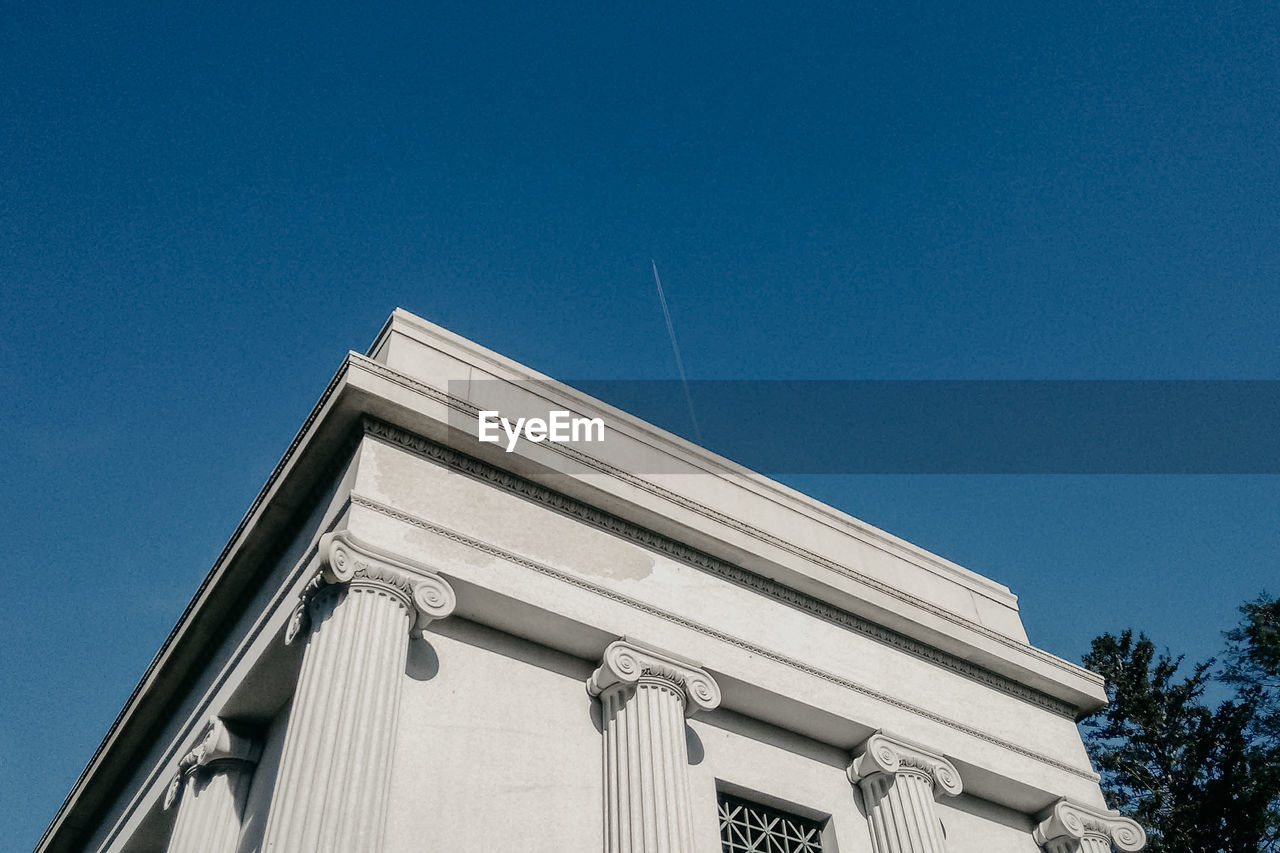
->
[36, 309, 1145, 853]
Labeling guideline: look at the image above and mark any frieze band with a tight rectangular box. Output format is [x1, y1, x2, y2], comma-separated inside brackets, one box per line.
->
[360, 415, 1080, 720]
[350, 491, 1099, 781]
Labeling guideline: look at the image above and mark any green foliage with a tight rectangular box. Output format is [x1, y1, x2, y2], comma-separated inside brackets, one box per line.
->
[1081, 594, 1280, 853]
[1225, 595, 1280, 744]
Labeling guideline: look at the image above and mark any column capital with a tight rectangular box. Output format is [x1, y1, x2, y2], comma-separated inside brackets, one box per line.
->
[1033, 799, 1146, 852]
[848, 730, 963, 798]
[164, 717, 261, 810]
[286, 530, 456, 644]
[587, 637, 722, 715]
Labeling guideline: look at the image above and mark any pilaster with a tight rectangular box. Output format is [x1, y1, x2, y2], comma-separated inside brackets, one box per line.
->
[260, 531, 456, 853]
[587, 638, 721, 853]
[848, 731, 962, 853]
[163, 717, 261, 853]
[1033, 799, 1146, 853]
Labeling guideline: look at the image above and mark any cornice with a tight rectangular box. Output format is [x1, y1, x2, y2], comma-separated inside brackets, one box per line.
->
[286, 529, 456, 644]
[848, 731, 962, 798]
[350, 492, 1099, 781]
[1034, 799, 1146, 852]
[359, 324, 1017, 601]
[361, 417, 1080, 719]
[350, 355, 1100, 692]
[587, 638, 722, 714]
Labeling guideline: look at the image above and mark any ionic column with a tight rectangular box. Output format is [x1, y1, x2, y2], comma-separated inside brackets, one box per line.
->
[587, 638, 721, 853]
[261, 531, 456, 853]
[848, 731, 963, 853]
[163, 717, 261, 853]
[1033, 799, 1146, 853]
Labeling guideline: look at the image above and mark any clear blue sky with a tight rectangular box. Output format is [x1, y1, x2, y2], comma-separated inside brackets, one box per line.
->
[3, 2, 1278, 849]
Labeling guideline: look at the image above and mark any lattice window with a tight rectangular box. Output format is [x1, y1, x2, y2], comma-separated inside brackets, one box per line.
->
[718, 792, 824, 853]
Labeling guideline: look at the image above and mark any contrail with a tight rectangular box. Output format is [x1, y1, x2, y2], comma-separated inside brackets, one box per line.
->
[651, 260, 702, 443]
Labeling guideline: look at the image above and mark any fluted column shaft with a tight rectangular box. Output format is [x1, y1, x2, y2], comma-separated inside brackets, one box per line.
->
[858, 769, 948, 853]
[1043, 838, 1111, 853]
[849, 731, 963, 853]
[165, 718, 260, 853]
[588, 639, 721, 853]
[1033, 799, 1146, 853]
[260, 531, 455, 853]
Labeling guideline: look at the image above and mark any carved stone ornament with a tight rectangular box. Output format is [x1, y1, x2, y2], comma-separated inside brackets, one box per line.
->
[1033, 799, 1146, 853]
[587, 637, 722, 714]
[285, 530, 456, 644]
[848, 730, 963, 798]
[163, 717, 261, 810]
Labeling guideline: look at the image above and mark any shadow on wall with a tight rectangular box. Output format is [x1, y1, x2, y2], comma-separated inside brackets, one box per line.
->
[406, 637, 440, 682]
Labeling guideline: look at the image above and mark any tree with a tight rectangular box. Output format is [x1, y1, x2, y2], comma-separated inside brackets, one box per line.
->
[1224, 595, 1280, 743]
[1081, 594, 1280, 853]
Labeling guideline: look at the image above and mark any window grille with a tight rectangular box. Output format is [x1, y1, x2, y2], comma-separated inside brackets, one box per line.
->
[718, 792, 824, 853]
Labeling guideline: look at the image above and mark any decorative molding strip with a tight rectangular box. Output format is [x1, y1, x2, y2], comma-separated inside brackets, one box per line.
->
[1034, 799, 1146, 853]
[588, 638, 722, 714]
[360, 417, 1079, 720]
[349, 492, 1099, 781]
[352, 358, 1097, 688]
[849, 730, 963, 798]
